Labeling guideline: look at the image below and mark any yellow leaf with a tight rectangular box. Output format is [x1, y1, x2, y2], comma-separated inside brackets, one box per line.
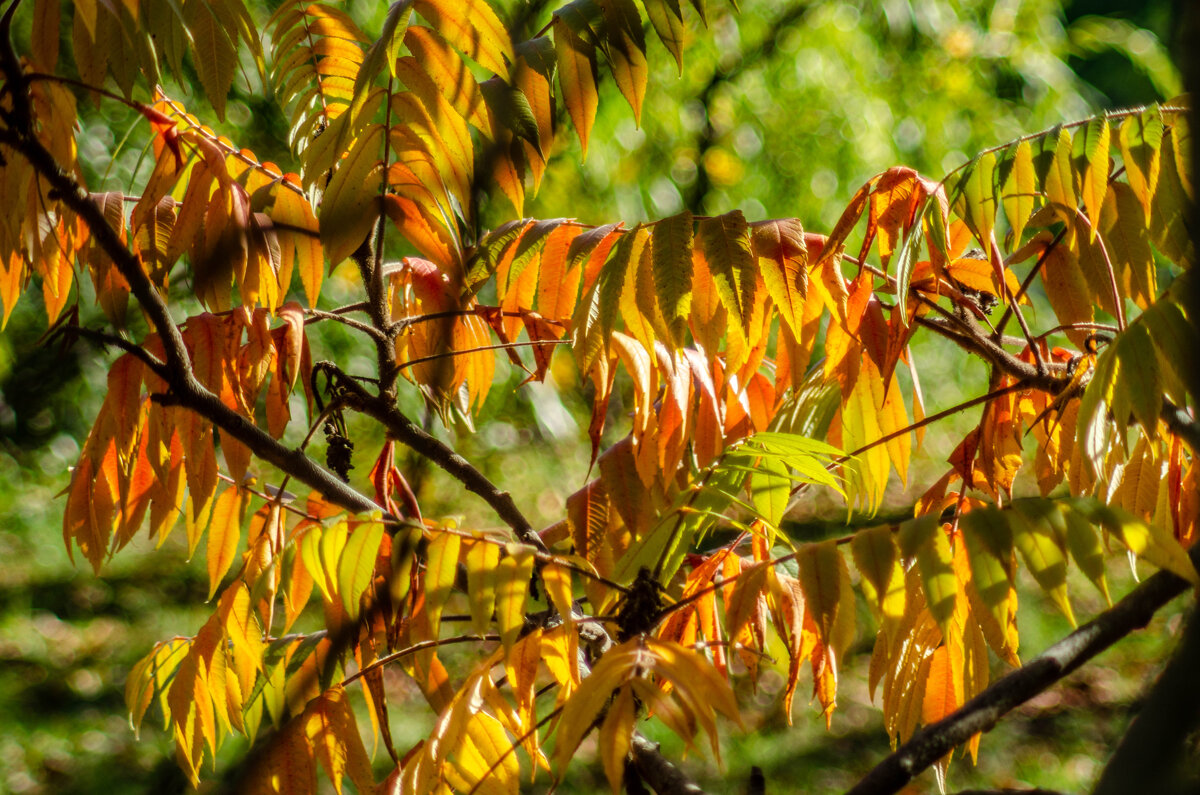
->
[598, 686, 635, 795]
[319, 124, 384, 267]
[466, 539, 501, 636]
[553, 11, 599, 156]
[425, 530, 462, 638]
[497, 546, 535, 654]
[337, 517, 384, 618]
[1086, 500, 1200, 586]
[413, 0, 513, 76]
[206, 485, 247, 600]
[1001, 138, 1036, 246]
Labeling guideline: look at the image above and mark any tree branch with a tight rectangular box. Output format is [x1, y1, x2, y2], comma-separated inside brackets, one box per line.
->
[845, 545, 1200, 795]
[316, 362, 545, 549]
[630, 735, 708, 795]
[1092, 600, 1200, 795]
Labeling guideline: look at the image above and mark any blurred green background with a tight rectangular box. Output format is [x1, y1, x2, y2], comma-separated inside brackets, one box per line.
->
[0, 0, 1191, 792]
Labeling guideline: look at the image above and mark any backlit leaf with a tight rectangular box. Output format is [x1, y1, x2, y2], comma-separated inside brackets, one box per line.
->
[413, 0, 513, 76]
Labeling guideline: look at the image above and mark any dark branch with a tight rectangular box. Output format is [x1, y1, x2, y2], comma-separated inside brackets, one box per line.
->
[314, 362, 546, 549]
[844, 545, 1200, 795]
[630, 735, 708, 795]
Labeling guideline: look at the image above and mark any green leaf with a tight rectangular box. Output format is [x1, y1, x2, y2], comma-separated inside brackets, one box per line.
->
[750, 456, 791, 530]
[1010, 499, 1075, 625]
[318, 124, 384, 267]
[480, 77, 544, 157]
[797, 540, 845, 646]
[600, 0, 649, 122]
[1139, 292, 1194, 408]
[184, 0, 239, 121]
[960, 509, 1015, 628]
[892, 206, 924, 321]
[1112, 321, 1162, 435]
[1149, 127, 1194, 267]
[899, 514, 956, 635]
[1060, 502, 1110, 604]
[651, 210, 694, 346]
[851, 525, 902, 620]
[642, 0, 685, 72]
[466, 218, 529, 293]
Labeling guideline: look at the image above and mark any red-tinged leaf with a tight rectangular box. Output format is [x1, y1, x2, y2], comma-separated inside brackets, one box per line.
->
[413, 0, 513, 76]
[599, 437, 653, 536]
[497, 546, 536, 654]
[725, 561, 769, 642]
[536, 222, 584, 321]
[920, 644, 962, 725]
[307, 685, 376, 795]
[238, 716, 317, 794]
[870, 167, 921, 267]
[752, 217, 808, 336]
[270, 181, 323, 306]
[553, 10, 600, 156]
